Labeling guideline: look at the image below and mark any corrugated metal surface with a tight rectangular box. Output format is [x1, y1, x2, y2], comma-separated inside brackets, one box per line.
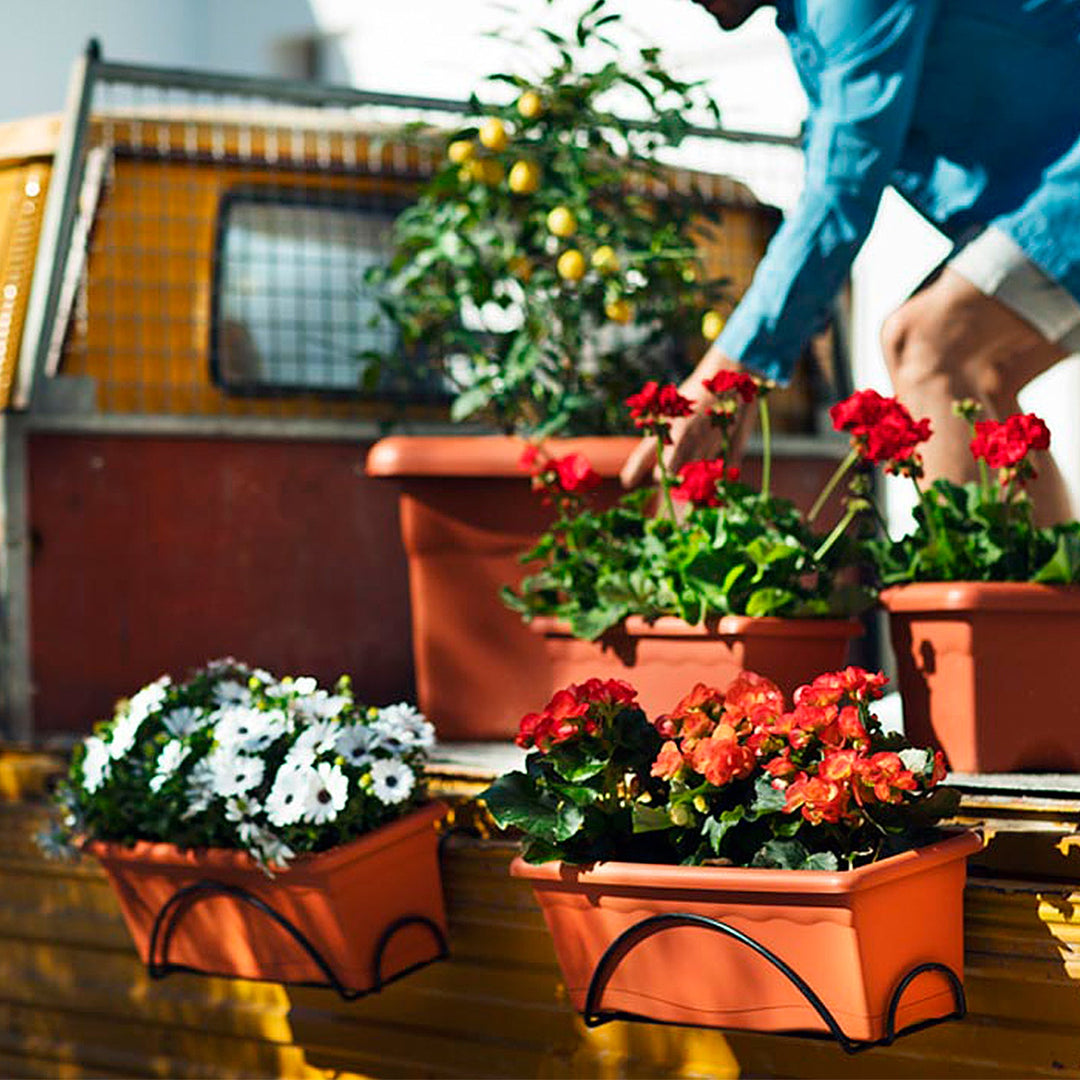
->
[4, 792, 1080, 1079]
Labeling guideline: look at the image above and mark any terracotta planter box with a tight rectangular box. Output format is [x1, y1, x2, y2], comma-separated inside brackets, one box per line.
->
[532, 614, 861, 715]
[366, 434, 853, 740]
[882, 582, 1080, 773]
[88, 801, 447, 992]
[512, 830, 980, 1041]
[366, 435, 637, 740]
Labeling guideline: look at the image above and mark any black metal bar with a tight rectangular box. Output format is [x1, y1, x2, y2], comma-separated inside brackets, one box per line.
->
[146, 878, 447, 1001]
[582, 912, 964, 1054]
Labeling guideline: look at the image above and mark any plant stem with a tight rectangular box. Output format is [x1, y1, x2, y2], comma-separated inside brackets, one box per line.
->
[807, 447, 859, 525]
[656, 431, 678, 522]
[911, 474, 940, 548]
[813, 501, 861, 563]
[759, 395, 772, 502]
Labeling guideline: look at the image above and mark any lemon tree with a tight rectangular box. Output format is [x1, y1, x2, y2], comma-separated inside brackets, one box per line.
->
[372, 0, 728, 435]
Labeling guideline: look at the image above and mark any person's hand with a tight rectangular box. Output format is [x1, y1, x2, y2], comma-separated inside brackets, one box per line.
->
[619, 348, 755, 488]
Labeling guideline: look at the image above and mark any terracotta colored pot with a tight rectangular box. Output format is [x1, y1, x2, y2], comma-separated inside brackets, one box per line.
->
[87, 801, 447, 992]
[366, 434, 855, 740]
[512, 830, 980, 1040]
[366, 436, 637, 740]
[532, 614, 861, 714]
[881, 582, 1080, 773]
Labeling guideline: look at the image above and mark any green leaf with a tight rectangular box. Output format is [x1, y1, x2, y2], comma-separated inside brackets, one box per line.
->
[449, 385, 493, 422]
[632, 803, 673, 833]
[479, 771, 584, 842]
[551, 743, 608, 783]
[751, 838, 809, 869]
[748, 774, 788, 817]
[701, 807, 744, 854]
[745, 587, 795, 617]
[1034, 532, 1080, 583]
[802, 851, 839, 871]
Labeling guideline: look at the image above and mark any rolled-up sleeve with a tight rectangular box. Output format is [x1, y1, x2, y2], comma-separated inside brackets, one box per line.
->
[717, 0, 939, 383]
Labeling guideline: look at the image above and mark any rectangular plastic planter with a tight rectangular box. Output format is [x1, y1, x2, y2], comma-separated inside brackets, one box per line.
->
[88, 801, 447, 993]
[882, 582, 1080, 772]
[512, 830, 980, 1042]
[532, 614, 860, 715]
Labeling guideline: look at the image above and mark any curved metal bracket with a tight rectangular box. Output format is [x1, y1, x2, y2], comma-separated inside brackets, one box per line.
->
[582, 912, 965, 1054]
[147, 878, 448, 1001]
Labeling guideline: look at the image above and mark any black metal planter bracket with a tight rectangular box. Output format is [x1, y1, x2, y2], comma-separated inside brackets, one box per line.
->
[146, 878, 448, 1001]
[582, 912, 965, 1054]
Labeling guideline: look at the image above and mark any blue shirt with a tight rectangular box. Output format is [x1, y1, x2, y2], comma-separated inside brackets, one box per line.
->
[718, 0, 1080, 382]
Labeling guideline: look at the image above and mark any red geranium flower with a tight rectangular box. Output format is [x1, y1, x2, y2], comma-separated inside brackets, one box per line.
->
[853, 752, 919, 805]
[672, 458, 737, 508]
[970, 412, 1051, 477]
[552, 452, 601, 494]
[571, 677, 637, 707]
[625, 381, 694, 426]
[703, 370, 758, 403]
[830, 389, 931, 473]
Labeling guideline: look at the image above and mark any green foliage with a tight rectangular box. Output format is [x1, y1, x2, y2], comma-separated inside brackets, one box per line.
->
[503, 479, 869, 639]
[370, 0, 726, 435]
[870, 477, 1080, 585]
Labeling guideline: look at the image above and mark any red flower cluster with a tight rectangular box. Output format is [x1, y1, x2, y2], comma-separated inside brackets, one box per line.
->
[672, 458, 740, 508]
[515, 678, 637, 751]
[518, 446, 601, 500]
[649, 667, 943, 828]
[702, 370, 758, 404]
[553, 452, 601, 494]
[970, 413, 1050, 483]
[830, 389, 932, 475]
[626, 381, 693, 443]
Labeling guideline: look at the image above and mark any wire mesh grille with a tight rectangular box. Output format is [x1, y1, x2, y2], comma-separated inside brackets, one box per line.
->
[43, 68, 806, 422]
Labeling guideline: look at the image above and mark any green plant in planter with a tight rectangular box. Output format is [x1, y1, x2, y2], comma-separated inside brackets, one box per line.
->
[370, 0, 727, 436]
[856, 396, 1080, 584]
[502, 374, 873, 640]
[481, 666, 958, 869]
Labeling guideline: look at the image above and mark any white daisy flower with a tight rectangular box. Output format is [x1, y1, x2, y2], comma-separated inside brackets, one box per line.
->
[373, 703, 435, 751]
[162, 705, 207, 738]
[209, 747, 265, 797]
[252, 830, 295, 870]
[282, 742, 317, 771]
[266, 762, 315, 827]
[183, 757, 217, 818]
[334, 725, 378, 770]
[150, 739, 191, 793]
[293, 719, 339, 756]
[109, 677, 169, 760]
[224, 793, 259, 824]
[293, 690, 349, 721]
[369, 758, 416, 805]
[214, 706, 288, 752]
[292, 677, 318, 696]
[213, 679, 252, 707]
[302, 762, 349, 824]
[81, 736, 112, 793]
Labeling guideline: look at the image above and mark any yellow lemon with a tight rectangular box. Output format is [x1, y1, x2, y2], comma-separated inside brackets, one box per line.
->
[508, 160, 541, 195]
[447, 139, 475, 164]
[701, 309, 726, 341]
[517, 89, 544, 119]
[604, 298, 634, 324]
[478, 116, 509, 152]
[591, 244, 619, 275]
[546, 206, 577, 238]
[557, 249, 586, 281]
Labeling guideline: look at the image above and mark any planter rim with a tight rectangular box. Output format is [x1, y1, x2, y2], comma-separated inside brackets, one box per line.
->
[365, 434, 638, 479]
[529, 613, 863, 641]
[880, 581, 1080, 614]
[510, 829, 981, 896]
[85, 799, 446, 877]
